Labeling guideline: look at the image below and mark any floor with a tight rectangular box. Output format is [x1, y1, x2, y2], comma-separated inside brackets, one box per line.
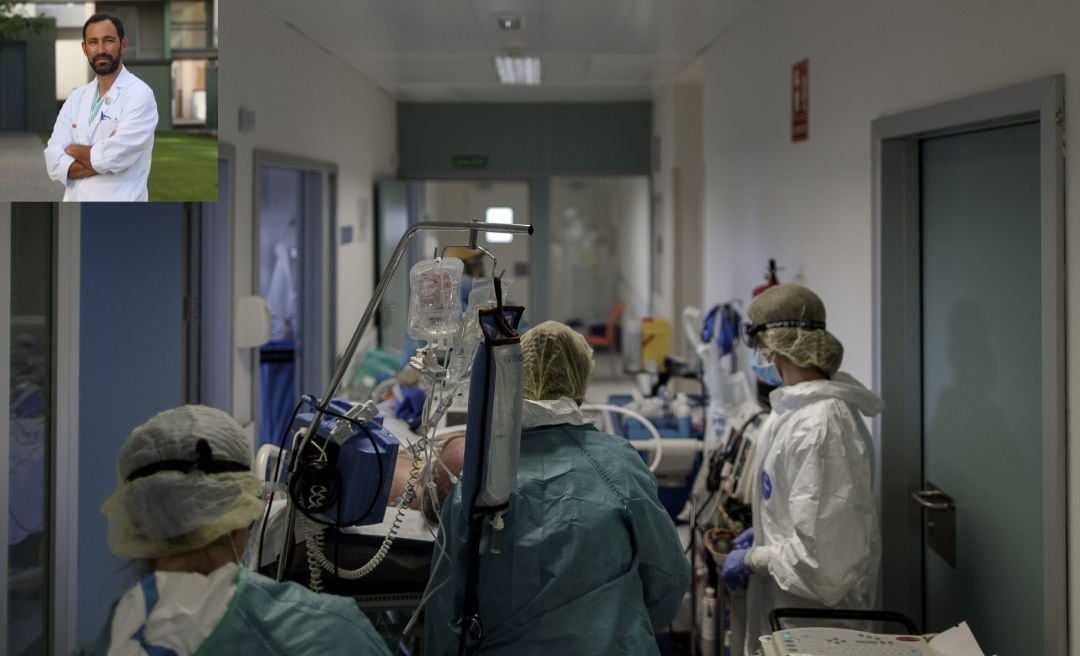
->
[0, 133, 63, 202]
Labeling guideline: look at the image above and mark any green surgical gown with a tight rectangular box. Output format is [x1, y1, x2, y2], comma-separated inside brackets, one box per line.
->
[75, 567, 392, 655]
[424, 424, 690, 655]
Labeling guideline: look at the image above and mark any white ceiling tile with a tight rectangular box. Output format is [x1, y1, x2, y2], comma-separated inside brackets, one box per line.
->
[540, 56, 591, 83]
[586, 56, 654, 83]
[251, 0, 752, 101]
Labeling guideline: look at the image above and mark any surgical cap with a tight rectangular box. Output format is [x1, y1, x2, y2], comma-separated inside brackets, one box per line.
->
[102, 405, 265, 560]
[747, 284, 844, 376]
[521, 321, 594, 405]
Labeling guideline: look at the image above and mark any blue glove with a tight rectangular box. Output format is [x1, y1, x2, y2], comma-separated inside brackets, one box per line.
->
[733, 527, 754, 550]
[722, 547, 751, 591]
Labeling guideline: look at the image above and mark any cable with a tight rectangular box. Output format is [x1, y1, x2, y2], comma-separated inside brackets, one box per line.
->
[257, 400, 305, 573]
[288, 406, 385, 527]
[302, 515, 326, 592]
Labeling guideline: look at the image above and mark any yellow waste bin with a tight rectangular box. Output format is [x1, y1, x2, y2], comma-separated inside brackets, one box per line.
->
[640, 317, 671, 373]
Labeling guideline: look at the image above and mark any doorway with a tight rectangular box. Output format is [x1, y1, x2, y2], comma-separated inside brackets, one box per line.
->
[253, 153, 335, 446]
[875, 77, 1065, 654]
[0, 42, 28, 131]
[548, 176, 651, 327]
[374, 179, 531, 354]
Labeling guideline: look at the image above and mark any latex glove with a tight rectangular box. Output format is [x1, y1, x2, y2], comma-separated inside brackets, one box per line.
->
[733, 527, 754, 550]
[722, 547, 751, 591]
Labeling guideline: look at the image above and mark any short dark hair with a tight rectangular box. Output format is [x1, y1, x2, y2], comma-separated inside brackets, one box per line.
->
[83, 13, 125, 41]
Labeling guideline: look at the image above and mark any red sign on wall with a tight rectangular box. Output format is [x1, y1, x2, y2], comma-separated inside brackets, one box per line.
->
[792, 59, 809, 142]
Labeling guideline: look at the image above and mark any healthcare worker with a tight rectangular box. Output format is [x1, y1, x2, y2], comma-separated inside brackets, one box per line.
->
[424, 321, 690, 655]
[43, 13, 158, 202]
[722, 284, 884, 654]
[77, 405, 391, 656]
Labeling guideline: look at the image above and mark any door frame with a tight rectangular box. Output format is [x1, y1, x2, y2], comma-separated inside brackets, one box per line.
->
[184, 143, 236, 410]
[251, 150, 337, 427]
[872, 76, 1066, 650]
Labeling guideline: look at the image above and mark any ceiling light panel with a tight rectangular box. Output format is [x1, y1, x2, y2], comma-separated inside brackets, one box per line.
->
[495, 56, 542, 85]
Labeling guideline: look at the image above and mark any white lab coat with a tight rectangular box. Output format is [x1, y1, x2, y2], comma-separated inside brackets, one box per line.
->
[740, 372, 884, 654]
[43, 65, 158, 202]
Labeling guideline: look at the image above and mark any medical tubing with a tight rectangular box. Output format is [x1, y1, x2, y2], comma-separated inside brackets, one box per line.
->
[402, 441, 458, 635]
[583, 403, 665, 473]
[257, 400, 305, 573]
[402, 479, 453, 636]
[278, 220, 533, 581]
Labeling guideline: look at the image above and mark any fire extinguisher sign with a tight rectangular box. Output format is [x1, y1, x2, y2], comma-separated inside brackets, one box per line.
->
[792, 58, 809, 142]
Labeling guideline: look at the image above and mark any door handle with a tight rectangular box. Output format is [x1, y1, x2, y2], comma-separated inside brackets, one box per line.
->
[911, 489, 954, 511]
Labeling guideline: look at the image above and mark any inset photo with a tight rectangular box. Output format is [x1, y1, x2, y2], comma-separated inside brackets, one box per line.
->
[0, 1, 217, 202]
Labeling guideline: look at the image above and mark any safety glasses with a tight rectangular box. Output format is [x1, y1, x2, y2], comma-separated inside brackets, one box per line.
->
[740, 319, 827, 348]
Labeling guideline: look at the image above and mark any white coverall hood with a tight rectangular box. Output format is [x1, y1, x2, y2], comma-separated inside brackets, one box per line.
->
[769, 372, 884, 419]
[737, 371, 884, 655]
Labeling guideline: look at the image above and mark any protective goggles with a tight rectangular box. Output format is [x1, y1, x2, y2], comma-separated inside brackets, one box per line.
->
[741, 319, 826, 347]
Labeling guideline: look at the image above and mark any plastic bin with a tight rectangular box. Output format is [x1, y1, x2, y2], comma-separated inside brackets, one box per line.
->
[641, 317, 671, 373]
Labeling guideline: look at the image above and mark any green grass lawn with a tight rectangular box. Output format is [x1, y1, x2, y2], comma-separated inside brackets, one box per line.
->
[38, 131, 218, 202]
[148, 132, 218, 202]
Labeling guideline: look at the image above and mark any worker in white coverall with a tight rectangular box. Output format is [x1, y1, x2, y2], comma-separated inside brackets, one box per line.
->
[722, 284, 884, 655]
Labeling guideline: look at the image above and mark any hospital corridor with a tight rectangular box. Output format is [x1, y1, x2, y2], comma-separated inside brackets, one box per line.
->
[1, 0, 1079, 655]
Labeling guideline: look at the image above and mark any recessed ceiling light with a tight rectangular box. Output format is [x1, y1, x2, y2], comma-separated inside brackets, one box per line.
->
[497, 15, 521, 31]
[494, 56, 541, 86]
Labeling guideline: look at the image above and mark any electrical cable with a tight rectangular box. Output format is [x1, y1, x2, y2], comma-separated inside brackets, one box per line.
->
[257, 400, 305, 573]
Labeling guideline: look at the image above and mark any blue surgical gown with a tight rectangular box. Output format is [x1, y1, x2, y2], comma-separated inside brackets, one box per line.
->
[424, 423, 690, 655]
[76, 567, 392, 655]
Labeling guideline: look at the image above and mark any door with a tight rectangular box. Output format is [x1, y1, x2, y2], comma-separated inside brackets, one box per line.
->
[6, 205, 53, 655]
[919, 122, 1042, 654]
[876, 76, 1065, 656]
[0, 42, 27, 131]
[374, 178, 410, 353]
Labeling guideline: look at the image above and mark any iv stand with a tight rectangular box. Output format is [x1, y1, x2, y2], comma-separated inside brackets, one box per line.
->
[275, 220, 534, 581]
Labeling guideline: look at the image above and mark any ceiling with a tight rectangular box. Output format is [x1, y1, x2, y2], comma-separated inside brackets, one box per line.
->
[251, 0, 759, 101]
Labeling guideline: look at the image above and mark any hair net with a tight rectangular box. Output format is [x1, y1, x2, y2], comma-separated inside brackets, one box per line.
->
[103, 405, 266, 560]
[521, 321, 594, 405]
[747, 284, 844, 376]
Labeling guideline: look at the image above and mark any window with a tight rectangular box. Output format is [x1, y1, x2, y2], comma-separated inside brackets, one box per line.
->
[96, 3, 165, 60]
[170, 0, 211, 50]
[485, 207, 513, 243]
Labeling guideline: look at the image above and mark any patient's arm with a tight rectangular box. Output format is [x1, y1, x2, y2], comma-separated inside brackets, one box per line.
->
[419, 435, 466, 524]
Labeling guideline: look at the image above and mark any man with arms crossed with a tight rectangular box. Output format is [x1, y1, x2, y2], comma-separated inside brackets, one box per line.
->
[44, 14, 158, 201]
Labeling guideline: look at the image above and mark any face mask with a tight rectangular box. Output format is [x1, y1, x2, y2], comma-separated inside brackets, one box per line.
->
[752, 349, 784, 388]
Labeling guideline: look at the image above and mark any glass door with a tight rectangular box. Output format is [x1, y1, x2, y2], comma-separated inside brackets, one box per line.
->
[7, 204, 54, 656]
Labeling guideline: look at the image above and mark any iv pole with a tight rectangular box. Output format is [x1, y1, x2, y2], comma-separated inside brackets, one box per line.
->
[275, 220, 534, 581]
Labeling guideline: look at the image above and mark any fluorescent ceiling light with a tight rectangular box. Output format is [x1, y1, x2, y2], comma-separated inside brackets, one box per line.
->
[497, 15, 521, 30]
[495, 56, 541, 86]
[485, 207, 514, 243]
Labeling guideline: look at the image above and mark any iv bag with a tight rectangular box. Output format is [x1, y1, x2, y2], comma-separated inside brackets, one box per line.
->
[446, 277, 513, 383]
[408, 258, 464, 342]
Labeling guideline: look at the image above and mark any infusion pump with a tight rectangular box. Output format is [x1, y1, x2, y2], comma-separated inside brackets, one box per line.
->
[759, 627, 937, 656]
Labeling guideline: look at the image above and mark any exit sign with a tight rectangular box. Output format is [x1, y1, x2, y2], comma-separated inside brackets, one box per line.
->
[452, 155, 488, 169]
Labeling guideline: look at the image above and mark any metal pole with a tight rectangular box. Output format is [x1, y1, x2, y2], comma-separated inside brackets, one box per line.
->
[275, 220, 533, 580]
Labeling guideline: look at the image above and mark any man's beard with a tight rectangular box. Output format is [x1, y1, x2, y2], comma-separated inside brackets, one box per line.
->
[90, 54, 121, 75]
